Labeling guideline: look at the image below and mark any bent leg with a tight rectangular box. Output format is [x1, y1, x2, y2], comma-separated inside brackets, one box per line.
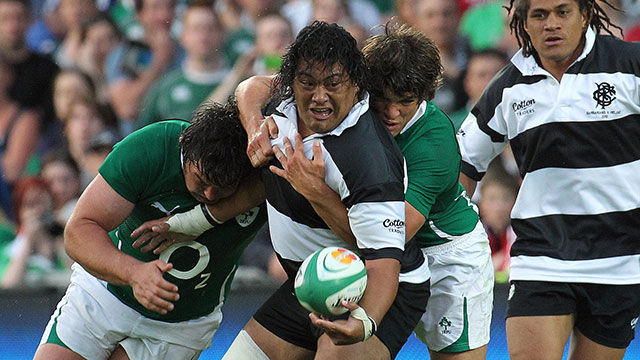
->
[429, 344, 487, 360]
[506, 314, 574, 360]
[315, 333, 390, 360]
[568, 328, 626, 360]
[223, 317, 314, 360]
[33, 343, 86, 360]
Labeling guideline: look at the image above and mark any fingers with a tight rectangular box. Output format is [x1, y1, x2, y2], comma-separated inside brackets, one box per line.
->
[152, 223, 170, 233]
[132, 231, 153, 249]
[140, 235, 172, 253]
[152, 238, 178, 255]
[266, 116, 279, 138]
[341, 300, 360, 311]
[312, 141, 324, 164]
[131, 218, 170, 238]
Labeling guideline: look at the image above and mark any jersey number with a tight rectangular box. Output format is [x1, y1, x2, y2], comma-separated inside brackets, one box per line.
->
[159, 241, 211, 290]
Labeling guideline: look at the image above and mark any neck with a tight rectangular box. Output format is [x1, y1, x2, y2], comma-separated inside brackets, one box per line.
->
[539, 36, 586, 81]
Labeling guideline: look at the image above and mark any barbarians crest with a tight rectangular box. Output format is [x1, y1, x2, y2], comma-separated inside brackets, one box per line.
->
[592, 82, 616, 109]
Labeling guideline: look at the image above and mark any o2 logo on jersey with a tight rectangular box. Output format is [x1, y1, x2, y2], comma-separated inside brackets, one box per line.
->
[159, 241, 210, 289]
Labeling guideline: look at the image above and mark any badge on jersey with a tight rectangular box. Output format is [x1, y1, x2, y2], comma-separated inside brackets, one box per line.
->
[235, 207, 260, 227]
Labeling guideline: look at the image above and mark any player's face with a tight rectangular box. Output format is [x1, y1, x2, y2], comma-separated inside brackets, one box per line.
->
[372, 93, 421, 137]
[293, 61, 360, 137]
[524, 0, 588, 68]
[183, 161, 237, 205]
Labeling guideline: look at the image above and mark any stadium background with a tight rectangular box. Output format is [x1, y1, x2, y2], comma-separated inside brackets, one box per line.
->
[2, 277, 639, 359]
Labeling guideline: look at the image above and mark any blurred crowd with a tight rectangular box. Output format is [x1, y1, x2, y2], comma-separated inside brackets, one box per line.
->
[0, 0, 637, 289]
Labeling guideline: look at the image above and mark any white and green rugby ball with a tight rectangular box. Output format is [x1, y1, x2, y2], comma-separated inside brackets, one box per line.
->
[294, 247, 367, 316]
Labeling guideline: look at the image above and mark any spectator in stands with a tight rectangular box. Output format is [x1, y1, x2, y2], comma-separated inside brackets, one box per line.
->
[76, 14, 122, 103]
[207, 12, 292, 103]
[40, 150, 81, 225]
[449, 48, 509, 129]
[311, 0, 368, 48]
[478, 163, 519, 283]
[61, 94, 118, 188]
[26, 0, 65, 55]
[0, 0, 59, 143]
[0, 54, 40, 221]
[53, 0, 99, 69]
[413, 0, 469, 114]
[0, 177, 69, 289]
[82, 129, 119, 183]
[281, 0, 381, 37]
[105, 0, 180, 134]
[137, 1, 228, 128]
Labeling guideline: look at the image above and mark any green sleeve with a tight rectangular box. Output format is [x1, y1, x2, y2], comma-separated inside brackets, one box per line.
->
[98, 126, 157, 203]
[404, 131, 461, 219]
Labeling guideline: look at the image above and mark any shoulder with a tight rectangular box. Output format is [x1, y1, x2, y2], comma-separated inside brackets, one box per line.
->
[577, 35, 640, 76]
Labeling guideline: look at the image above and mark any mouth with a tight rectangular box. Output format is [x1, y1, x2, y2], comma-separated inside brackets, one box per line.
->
[544, 35, 563, 46]
[310, 107, 333, 120]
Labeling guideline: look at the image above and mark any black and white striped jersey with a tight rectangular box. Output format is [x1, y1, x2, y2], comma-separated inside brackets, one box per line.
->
[458, 28, 640, 285]
[263, 93, 430, 284]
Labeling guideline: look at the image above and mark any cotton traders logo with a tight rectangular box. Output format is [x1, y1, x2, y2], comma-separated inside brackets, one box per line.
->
[592, 82, 616, 109]
[383, 219, 404, 234]
[512, 99, 536, 116]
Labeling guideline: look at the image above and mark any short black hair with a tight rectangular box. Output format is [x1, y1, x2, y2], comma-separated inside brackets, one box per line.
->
[180, 98, 251, 189]
[363, 22, 442, 102]
[272, 21, 367, 103]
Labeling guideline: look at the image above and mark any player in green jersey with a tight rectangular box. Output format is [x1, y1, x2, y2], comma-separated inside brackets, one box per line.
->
[236, 22, 494, 360]
[34, 100, 267, 360]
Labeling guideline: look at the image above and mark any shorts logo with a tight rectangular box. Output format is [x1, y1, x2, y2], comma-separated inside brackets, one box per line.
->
[631, 317, 638, 330]
[438, 317, 452, 334]
[508, 283, 515, 301]
[592, 82, 616, 109]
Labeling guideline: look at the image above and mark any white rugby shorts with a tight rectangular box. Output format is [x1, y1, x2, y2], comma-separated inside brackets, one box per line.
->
[40, 263, 223, 360]
[414, 223, 494, 352]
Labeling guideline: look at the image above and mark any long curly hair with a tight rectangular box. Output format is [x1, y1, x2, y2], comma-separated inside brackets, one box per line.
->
[271, 21, 368, 104]
[506, 0, 623, 57]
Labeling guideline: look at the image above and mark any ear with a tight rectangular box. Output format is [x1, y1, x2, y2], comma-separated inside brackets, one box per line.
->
[582, 9, 590, 30]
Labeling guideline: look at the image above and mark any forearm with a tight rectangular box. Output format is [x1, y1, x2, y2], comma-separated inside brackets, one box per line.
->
[65, 217, 139, 286]
[357, 257, 400, 324]
[305, 182, 356, 247]
[235, 75, 274, 134]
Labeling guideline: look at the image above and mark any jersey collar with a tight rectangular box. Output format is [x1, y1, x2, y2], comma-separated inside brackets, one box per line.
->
[511, 26, 596, 77]
[399, 100, 427, 135]
[274, 92, 371, 139]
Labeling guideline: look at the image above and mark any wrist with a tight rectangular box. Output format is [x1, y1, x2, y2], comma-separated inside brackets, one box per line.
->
[350, 306, 377, 341]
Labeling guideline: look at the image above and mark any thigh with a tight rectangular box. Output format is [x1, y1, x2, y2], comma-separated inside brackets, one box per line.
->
[573, 283, 640, 350]
[375, 280, 430, 359]
[33, 343, 86, 360]
[244, 318, 315, 360]
[315, 332, 390, 360]
[253, 278, 319, 351]
[418, 234, 494, 353]
[119, 337, 202, 360]
[507, 314, 574, 360]
[506, 280, 578, 360]
[569, 328, 626, 360]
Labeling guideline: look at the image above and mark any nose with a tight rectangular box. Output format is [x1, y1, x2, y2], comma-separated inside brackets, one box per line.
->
[203, 186, 216, 202]
[544, 13, 561, 30]
[311, 86, 329, 103]
[383, 103, 401, 120]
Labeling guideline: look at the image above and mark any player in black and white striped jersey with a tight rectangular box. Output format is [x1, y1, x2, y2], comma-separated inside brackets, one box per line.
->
[457, 0, 640, 359]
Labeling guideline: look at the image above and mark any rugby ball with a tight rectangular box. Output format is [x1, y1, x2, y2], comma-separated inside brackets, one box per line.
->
[294, 247, 367, 316]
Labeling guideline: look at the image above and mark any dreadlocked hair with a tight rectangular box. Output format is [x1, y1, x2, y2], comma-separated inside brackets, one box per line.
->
[180, 97, 252, 189]
[272, 21, 368, 104]
[506, 0, 623, 57]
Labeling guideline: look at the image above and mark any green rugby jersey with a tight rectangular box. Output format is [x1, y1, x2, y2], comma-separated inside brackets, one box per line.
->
[99, 120, 266, 322]
[395, 102, 479, 247]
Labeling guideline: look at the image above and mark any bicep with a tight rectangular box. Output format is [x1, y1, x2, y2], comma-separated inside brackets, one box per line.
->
[71, 174, 135, 232]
